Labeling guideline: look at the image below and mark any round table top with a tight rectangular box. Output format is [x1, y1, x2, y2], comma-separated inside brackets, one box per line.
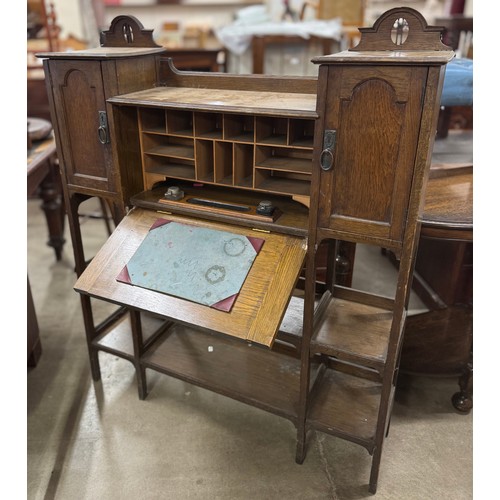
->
[421, 163, 472, 241]
[28, 117, 52, 142]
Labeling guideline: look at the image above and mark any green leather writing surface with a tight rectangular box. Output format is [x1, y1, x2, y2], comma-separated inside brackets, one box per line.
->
[117, 218, 264, 312]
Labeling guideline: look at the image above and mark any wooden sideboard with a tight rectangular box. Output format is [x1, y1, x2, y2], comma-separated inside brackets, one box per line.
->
[43, 9, 454, 493]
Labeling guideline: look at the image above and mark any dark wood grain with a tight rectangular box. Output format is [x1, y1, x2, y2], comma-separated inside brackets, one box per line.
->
[311, 295, 393, 370]
[296, 7, 452, 493]
[307, 368, 382, 450]
[39, 17, 168, 382]
[158, 57, 318, 94]
[316, 65, 427, 244]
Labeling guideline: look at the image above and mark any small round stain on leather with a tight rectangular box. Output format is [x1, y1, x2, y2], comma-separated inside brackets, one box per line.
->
[224, 238, 246, 257]
[205, 265, 226, 284]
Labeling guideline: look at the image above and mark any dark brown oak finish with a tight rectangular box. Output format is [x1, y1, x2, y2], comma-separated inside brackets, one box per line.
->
[38, 17, 167, 380]
[295, 8, 453, 493]
[38, 32, 166, 274]
[50, 10, 454, 494]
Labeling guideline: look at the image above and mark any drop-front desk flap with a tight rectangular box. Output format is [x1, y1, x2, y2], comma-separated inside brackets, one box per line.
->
[74, 206, 308, 347]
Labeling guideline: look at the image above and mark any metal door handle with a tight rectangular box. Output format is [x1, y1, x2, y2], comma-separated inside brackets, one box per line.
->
[320, 129, 336, 171]
[98, 111, 110, 144]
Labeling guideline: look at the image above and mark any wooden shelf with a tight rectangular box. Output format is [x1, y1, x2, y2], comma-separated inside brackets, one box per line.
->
[168, 130, 193, 137]
[311, 293, 393, 370]
[255, 177, 311, 197]
[146, 162, 195, 179]
[256, 156, 312, 175]
[136, 108, 316, 197]
[197, 130, 223, 140]
[146, 144, 195, 159]
[307, 368, 382, 450]
[226, 133, 254, 143]
[235, 176, 253, 189]
[289, 139, 314, 148]
[142, 324, 312, 421]
[257, 135, 288, 146]
[142, 127, 166, 135]
[94, 311, 170, 361]
[109, 87, 317, 118]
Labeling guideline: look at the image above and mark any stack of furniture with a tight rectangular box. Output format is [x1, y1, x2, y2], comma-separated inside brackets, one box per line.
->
[39, 9, 453, 493]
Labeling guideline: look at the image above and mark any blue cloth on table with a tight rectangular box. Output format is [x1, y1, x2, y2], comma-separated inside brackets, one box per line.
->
[441, 58, 473, 107]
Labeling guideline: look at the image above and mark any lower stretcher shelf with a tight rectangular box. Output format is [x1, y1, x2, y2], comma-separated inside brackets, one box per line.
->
[307, 368, 382, 451]
[142, 324, 308, 422]
[93, 311, 170, 361]
[92, 306, 387, 454]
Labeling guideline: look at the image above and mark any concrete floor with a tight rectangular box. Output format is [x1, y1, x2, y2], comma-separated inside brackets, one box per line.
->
[27, 131, 473, 499]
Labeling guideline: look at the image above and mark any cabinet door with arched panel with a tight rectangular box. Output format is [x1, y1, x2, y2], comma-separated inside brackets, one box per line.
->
[314, 64, 427, 247]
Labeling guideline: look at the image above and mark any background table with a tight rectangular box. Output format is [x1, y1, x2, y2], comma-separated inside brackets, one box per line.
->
[400, 163, 473, 412]
[27, 133, 66, 366]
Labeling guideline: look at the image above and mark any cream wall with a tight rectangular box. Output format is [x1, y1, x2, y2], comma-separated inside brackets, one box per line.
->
[51, 0, 86, 40]
[50, 0, 474, 46]
[50, 1, 277, 45]
[48, 1, 320, 47]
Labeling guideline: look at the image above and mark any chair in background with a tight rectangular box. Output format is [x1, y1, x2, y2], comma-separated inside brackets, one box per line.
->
[27, 0, 60, 55]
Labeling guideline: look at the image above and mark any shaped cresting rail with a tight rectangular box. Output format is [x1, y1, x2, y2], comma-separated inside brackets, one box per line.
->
[349, 7, 452, 52]
[99, 15, 162, 48]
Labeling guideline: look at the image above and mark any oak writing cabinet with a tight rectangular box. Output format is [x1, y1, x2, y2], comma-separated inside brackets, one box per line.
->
[70, 9, 453, 493]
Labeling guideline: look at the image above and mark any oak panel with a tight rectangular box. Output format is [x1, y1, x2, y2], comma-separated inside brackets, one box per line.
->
[74, 207, 307, 347]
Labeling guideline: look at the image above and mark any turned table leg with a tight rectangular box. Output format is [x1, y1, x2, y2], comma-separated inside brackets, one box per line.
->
[452, 358, 473, 413]
[39, 157, 66, 261]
